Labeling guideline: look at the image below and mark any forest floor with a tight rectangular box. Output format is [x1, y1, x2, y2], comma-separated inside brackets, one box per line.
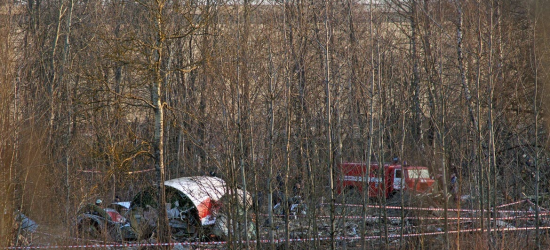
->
[12, 192, 550, 249]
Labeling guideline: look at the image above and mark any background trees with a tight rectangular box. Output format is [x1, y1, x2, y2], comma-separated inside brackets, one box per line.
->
[1, 0, 550, 248]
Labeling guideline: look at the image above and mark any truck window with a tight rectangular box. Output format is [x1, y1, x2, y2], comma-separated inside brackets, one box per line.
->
[408, 169, 430, 179]
[395, 169, 402, 178]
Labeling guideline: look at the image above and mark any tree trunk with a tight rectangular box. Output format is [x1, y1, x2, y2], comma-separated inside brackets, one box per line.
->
[152, 1, 170, 246]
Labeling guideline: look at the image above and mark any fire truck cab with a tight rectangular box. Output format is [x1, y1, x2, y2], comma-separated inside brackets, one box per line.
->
[337, 162, 435, 198]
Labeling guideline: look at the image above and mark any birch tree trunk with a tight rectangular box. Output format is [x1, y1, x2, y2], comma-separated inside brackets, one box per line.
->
[151, 1, 170, 245]
[265, 37, 277, 249]
[362, 1, 376, 248]
[532, 1, 550, 248]
[323, 1, 336, 249]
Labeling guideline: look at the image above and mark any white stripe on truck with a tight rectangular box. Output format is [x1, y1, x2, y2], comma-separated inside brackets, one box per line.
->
[343, 176, 381, 183]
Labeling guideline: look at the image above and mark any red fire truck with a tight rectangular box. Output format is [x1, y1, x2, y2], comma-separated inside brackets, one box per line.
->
[336, 162, 435, 198]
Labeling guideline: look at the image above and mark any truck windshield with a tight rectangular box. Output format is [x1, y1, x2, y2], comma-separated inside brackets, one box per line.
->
[395, 169, 402, 178]
[408, 169, 430, 179]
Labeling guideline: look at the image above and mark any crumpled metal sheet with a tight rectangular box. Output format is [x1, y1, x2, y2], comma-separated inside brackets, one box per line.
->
[164, 176, 251, 226]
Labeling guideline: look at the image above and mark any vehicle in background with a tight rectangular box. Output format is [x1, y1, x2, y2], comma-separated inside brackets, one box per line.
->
[336, 162, 435, 199]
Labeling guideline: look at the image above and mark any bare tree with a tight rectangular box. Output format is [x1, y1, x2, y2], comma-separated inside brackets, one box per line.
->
[0, 1, 16, 246]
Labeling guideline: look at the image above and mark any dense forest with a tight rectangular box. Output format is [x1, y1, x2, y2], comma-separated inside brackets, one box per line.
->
[1, 0, 550, 249]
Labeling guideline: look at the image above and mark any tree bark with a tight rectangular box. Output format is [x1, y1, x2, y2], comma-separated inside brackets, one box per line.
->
[152, 1, 170, 245]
